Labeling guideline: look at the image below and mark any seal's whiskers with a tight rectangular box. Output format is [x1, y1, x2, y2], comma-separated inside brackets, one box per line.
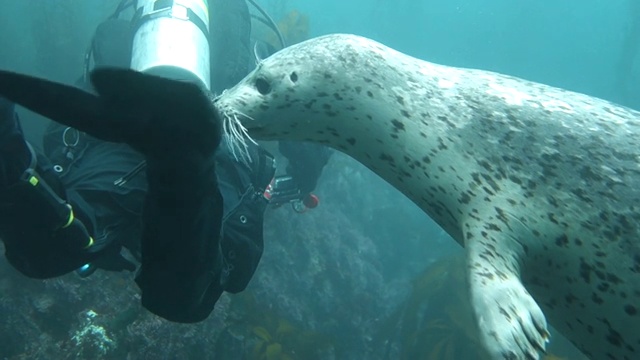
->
[219, 104, 257, 164]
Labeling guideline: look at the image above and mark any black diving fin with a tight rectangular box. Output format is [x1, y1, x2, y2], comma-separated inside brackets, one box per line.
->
[0, 69, 116, 139]
[0, 68, 222, 157]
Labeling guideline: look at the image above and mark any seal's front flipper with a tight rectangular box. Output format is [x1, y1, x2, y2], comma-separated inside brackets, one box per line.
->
[465, 224, 550, 359]
[0, 70, 118, 141]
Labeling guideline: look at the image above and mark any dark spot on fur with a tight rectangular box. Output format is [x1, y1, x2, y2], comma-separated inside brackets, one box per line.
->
[579, 258, 592, 284]
[346, 137, 356, 146]
[437, 137, 448, 150]
[379, 153, 395, 164]
[605, 326, 624, 347]
[607, 273, 622, 285]
[509, 175, 522, 185]
[565, 293, 578, 305]
[477, 160, 493, 172]
[391, 119, 405, 132]
[625, 304, 637, 315]
[481, 174, 500, 192]
[304, 99, 317, 109]
[555, 234, 569, 248]
[367, 91, 374, 98]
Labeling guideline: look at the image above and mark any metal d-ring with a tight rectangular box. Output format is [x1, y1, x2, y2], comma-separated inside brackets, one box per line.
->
[62, 127, 80, 147]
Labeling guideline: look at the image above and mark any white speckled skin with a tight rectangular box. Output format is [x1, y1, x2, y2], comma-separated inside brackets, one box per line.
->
[215, 34, 640, 360]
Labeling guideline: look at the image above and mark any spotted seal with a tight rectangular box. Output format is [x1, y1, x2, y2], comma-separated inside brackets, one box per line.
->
[0, 34, 637, 359]
[214, 34, 640, 359]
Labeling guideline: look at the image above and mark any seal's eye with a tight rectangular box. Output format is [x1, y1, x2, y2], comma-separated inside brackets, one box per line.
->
[290, 71, 298, 83]
[255, 77, 271, 95]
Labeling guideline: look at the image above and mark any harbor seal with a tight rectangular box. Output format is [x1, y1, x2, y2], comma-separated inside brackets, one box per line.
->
[213, 34, 640, 359]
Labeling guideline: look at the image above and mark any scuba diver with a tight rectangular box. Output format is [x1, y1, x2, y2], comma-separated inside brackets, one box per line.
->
[0, 0, 331, 323]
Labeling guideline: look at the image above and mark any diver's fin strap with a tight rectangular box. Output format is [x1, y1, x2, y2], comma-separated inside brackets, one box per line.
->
[14, 143, 95, 250]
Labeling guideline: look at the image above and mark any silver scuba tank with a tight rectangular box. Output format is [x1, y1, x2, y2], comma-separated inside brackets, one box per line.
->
[130, 0, 211, 90]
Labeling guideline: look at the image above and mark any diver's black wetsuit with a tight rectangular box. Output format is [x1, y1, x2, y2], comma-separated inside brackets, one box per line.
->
[0, 0, 331, 323]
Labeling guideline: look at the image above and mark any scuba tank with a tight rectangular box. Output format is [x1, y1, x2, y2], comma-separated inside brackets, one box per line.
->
[131, 0, 211, 90]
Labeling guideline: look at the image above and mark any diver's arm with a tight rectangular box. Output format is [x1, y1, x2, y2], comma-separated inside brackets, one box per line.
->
[0, 96, 101, 278]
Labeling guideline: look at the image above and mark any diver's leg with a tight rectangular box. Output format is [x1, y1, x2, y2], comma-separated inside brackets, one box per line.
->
[135, 149, 225, 323]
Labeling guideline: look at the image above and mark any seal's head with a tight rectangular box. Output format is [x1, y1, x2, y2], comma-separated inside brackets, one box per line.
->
[215, 34, 405, 160]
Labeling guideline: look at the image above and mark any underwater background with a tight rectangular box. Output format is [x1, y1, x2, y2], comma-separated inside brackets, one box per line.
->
[0, 0, 636, 359]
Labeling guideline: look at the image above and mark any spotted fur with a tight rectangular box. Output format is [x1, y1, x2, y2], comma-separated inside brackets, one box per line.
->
[215, 34, 640, 360]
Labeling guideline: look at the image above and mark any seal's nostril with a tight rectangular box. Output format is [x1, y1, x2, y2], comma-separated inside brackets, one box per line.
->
[290, 71, 298, 83]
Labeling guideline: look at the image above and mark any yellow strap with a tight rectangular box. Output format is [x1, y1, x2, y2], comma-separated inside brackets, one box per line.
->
[62, 206, 74, 228]
[61, 205, 94, 249]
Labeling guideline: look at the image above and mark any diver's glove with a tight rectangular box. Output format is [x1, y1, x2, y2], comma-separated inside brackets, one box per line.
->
[0, 69, 222, 159]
